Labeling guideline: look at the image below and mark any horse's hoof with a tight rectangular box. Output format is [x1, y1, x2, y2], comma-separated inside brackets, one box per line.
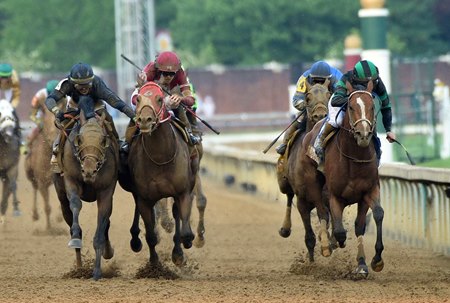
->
[32, 212, 39, 221]
[182, 239, 193, 249]
[103, 246, 114, 260]
[355, 264, 369, 278]
[338, 241, 346, 248]
[92, 268, 102, 281]
[68, 238, 82, 249]
[321, 245, 332, 257]
[371, 258, 384, 272]
[130, 238, 142, 252]
[13, 209, 22, 217]
[0, 216, 5, 224]
[279, 228, 291, 238]
[193, 236, 205, 248]
[172, 253, 184, 267]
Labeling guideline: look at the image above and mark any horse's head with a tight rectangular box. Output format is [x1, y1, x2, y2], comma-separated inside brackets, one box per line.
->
[0, 99, 17, 143]
[135, 82, 169, 133]
[305, 79, 330, 124]
[73, 113, 110, 183]
[345, 81, 376, 147]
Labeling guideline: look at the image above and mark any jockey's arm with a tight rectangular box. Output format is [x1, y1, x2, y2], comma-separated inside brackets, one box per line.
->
[96, 79, 135, 119]
[10, 70, 20, 108]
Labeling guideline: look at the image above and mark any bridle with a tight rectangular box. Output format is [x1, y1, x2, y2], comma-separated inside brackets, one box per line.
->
[344, 90, 377, 135]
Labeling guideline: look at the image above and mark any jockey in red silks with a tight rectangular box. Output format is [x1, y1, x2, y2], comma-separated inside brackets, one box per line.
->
[127, 51, 200, 148]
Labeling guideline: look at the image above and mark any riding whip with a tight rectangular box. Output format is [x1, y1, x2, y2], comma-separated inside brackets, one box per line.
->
[262, 110, 305, 154]
[120, 53, 220, 135]
[391, 138, 416, 165]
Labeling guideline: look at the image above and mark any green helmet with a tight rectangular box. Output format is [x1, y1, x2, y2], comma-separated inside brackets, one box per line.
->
[0, 63, 13, 77]
[353, 60, 378, 82]
[46, 80, 59, 94]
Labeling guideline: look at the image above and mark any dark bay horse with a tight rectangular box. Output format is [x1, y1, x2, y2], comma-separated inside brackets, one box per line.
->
[276, 80, 330, 261]
[119, 82, 199, 267]
[24, 99, 61, 229]
[0, 99, 21, 222]
[53, 110, 118, 280]
[300, 81, 384, 277]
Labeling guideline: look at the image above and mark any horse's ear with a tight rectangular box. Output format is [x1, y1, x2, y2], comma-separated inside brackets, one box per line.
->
[367, 80, 374, 93]
[346, 81, 354, 93]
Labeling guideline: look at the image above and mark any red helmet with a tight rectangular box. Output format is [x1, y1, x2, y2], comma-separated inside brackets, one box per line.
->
[155, 51, 181, 72]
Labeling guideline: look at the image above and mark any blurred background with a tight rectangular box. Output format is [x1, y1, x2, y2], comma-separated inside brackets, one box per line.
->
[1, 0, 449, 164]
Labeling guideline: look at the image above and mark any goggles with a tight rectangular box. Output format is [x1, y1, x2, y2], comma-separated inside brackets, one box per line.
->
[161, 71, 176, 77]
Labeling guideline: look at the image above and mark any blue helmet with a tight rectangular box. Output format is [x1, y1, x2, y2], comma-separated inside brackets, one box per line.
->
[69, 62, 94, 84]
[309, 61, 332, 80]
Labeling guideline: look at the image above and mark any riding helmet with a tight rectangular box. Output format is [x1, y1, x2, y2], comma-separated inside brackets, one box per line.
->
[309, 61, 332, 79]
[0, 63, 13, 77]
[353, 60, 378, 82]
[69, 62, 94, 84]
[155, 51, 181, 72]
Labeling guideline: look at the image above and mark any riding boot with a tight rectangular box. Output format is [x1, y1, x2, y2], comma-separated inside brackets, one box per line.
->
[176, 107, 200, 145]
[276, 120, 299, 155]
[313, 122, 336, 162]
[121, 119, 137, 154]
[50, 133, 62, 173]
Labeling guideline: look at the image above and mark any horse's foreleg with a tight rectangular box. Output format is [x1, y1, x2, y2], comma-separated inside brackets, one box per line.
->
[39, 185, 51, 230]
[330, 195, 346, 248]
[66, 188, 83, 249]
[279, 193, 294, 238]
[7, 166, 21, 217]
[176, 193, 195, 249]
[367, 189, 384, 272]
[354, 202, 370, 277]
[92, 194, 113, 281]
[193, 175, 207, 248]
[137, 199, 159, 266]
[297, 197, 316, 262]
[130, 196, 142, 252]
[171, 201, 184, 266]
[1, 180, 10, 219]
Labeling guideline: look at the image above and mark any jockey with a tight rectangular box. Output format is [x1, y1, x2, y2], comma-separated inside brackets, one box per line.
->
[23, 80, 60, 154]
[128, 51, 200, 149]
[0, 63, 23, 147]
[45, 62, 136, 173]
[311, 60, 396, 164]
[276, 61, 343, 155]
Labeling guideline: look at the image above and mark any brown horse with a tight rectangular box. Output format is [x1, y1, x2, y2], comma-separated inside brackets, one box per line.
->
[276, 80, 330, 258]
[53, 110, 118, 280]
[119, 81, 199, 267]
[154, 141, 207, 248]
[0, 99, 21, 222]
[300, 81, 384, 277]
[24, 99, 61, 229]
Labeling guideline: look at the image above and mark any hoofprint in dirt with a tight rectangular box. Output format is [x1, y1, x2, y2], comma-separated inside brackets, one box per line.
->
[0, 158, 448, 303]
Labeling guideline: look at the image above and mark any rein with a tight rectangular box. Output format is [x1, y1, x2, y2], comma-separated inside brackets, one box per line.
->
[140, 123, 178, 165]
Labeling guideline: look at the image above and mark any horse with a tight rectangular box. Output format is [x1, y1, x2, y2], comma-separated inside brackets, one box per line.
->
[300, 80, 384, 277]
[24, 99, 61, 229]
[154, 141, 207, 248]
[118, 81, 199, 267]
[0, 99, 21, 222]
[53, 109, 118, 280]
[276, 80, 331, 261]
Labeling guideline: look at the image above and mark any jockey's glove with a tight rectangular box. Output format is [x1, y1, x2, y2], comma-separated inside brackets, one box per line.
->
[293, 99, 305, 111]
[51, 107, 65, 121]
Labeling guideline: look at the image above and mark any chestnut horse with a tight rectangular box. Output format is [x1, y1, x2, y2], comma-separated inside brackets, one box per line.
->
[0, 99, 21, 222]
[53, 110, 118, 280]
[119, 82, 199, 267]
[276, 80, 330, 260]
[300, 81, 384, 277]
[24, 99, 61, 229]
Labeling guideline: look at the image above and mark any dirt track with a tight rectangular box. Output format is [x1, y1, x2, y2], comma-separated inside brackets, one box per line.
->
[0, 157, 449, 303]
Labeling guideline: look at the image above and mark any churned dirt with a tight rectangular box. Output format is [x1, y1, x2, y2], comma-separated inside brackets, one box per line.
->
[0, 157, 449, 303]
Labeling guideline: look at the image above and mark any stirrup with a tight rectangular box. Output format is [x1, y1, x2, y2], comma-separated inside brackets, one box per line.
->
[189, 133, 200, 145]
[119, 140, 129, 154]
[50, 155, 62, 173]
[276, 143, 287, 155]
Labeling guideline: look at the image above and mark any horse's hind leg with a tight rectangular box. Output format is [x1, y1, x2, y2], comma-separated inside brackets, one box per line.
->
[193, 175, 207, 248]
[175, 194, 195, 249]
[279, 193, 294, 238]
[156, 198, 174, 234]
[171, 201, 184, 266]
